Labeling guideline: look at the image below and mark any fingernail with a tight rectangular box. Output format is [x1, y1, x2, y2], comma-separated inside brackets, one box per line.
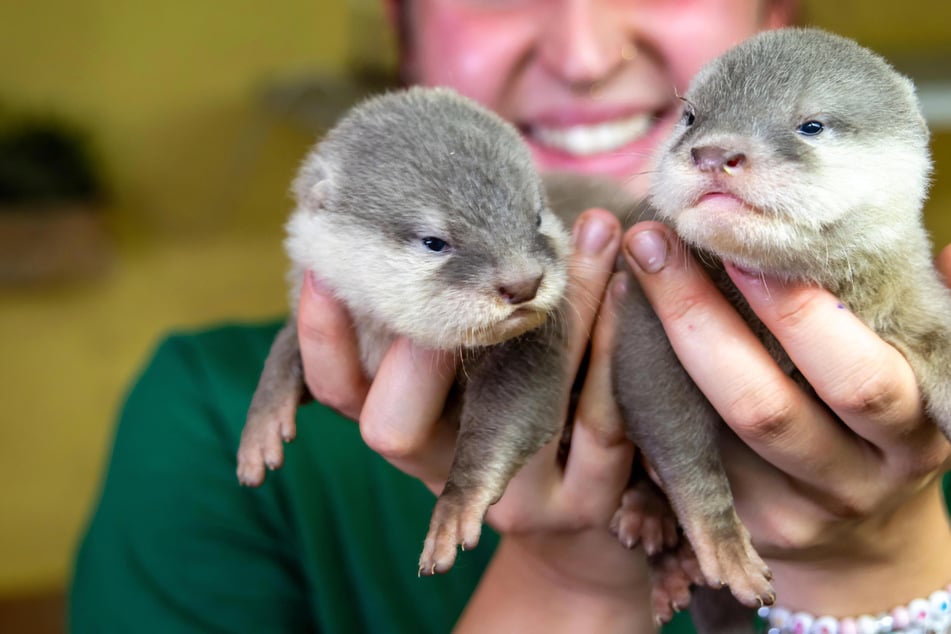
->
[611, 272, 628, 300]
[725, 262, 778, 303]
[307, 270, 332, 295]
[574, 214, 614, 255]
[627, 229, 669, 274]
[728, 262, 762, 282]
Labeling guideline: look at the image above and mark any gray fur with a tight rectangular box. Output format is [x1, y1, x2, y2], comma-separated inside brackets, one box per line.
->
[613, 27, 951, 624]
[236, 86, 573, 577]
[235, 28, 951, 629]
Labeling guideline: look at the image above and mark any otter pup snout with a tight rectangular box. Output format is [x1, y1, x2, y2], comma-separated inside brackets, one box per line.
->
[691, 145, 747, 173]
[498, 273, 543, 304]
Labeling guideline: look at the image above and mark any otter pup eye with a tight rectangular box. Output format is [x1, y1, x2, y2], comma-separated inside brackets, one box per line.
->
[798, 120, 824, 136]
[421, 237, 449, 252]
[536, 212, 542, 228]
[681, 104, 696, 127]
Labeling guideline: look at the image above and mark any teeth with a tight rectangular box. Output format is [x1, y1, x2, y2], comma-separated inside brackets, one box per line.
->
[532, 114, 652, 156]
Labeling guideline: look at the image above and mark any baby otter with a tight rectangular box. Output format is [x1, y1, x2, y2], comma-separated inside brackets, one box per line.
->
[236, 86, 573, 576]
[611, 27, 951, 621]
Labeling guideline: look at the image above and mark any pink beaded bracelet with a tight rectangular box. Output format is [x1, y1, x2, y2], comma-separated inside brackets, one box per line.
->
[758, 585, 951, 634]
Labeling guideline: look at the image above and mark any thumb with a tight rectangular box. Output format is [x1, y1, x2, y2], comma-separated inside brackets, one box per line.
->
[937, 244, 951, 287]
[296, 271, 369, 420]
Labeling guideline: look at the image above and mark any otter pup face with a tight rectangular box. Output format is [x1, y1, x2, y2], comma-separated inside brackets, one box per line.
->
[650, 28, 932, 278]
[286, 87, 570, 349]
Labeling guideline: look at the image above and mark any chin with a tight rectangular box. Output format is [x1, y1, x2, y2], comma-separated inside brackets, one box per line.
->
[466, 312, 549, 347]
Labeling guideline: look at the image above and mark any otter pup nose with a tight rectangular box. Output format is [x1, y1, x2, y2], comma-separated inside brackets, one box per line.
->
[691, 146, 747, 174]
[498, 274, 543, 305]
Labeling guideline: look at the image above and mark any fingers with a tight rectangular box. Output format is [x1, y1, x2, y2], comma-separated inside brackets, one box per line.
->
[938, 244, 951, 286]
[559, 273, 635, 519]
[621, 223, 875, 494]
[534, 208, 622, 471]
[298, 271, 457, 490]
[724, 263, 934, 463]
[359, 337, 460, 491]
[515, 208, 622, 478]
[297, 271, 370, 420]
[562, 208, 623, 368]
[301, 208, 634, 533]
[488, 210, 631, 531]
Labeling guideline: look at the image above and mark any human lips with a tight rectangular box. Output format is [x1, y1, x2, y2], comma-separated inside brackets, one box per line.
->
[527, 112, 653, 156]
[517, 103, 679, 183]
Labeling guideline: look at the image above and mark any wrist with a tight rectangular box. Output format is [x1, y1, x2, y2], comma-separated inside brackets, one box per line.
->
[765, 479, 951, 619]
[507, 529, 651, 597]
[455, 532, 655, 634]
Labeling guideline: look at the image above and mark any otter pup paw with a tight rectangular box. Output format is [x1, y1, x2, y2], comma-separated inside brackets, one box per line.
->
[647, 546, 698, 625]
[609, 479, 680, 555]
[684, 509, 774, 608]
[236, 404, 298, 487]
[417, 486, 487, 576]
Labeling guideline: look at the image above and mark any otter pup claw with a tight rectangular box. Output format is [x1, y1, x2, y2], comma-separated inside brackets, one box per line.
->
[610, 478, 680, 555]
[647, 549, 695, 625]
[418, 486, 488, 576]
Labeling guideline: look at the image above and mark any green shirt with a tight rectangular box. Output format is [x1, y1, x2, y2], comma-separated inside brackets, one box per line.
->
[69, 322, 951, 633]
[72, 322, 502, 633]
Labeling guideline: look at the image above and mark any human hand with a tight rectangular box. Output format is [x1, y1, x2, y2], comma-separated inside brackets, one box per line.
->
[938, 243, 951, 285]
[623, 223, 951, 614]
[296, 209, 649, 597]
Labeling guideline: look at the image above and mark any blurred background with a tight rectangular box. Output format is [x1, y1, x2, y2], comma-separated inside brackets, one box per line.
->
[0, 1, 949, 630]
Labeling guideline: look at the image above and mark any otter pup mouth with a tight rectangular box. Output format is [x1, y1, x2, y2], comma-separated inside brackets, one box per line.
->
[493, 306, 548, 338]
[694, 191, 763, 216]
[508, 306, 539, 319]
[698, 191, 742, 206]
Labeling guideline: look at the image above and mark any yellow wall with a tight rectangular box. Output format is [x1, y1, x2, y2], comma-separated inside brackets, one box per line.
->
[803, 0, 951, 53]
[798, 1, 951, 245]
[0, 1, 354, 240]
[0, 0, 949, 597]
[0, 0, 359, 594]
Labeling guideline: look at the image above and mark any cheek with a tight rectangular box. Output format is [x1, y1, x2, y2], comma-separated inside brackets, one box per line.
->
[409, 1, 536, 109]
[639, 0, 768, 92]
[807, 143, 928, 225]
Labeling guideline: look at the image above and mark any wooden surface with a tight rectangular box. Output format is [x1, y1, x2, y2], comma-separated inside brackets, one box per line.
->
[0, 591, 64, 634]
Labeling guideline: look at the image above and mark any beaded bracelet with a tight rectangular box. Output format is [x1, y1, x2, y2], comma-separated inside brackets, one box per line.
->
[758, 586, 951, 634]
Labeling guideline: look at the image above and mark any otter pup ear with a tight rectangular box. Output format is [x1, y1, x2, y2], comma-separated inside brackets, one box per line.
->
[304, 179, 330, 211]
[292, 153, 334, 212]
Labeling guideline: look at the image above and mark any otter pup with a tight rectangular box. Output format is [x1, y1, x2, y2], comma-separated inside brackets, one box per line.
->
[611, 27, 951, 622]
[236, 86, 573, 576]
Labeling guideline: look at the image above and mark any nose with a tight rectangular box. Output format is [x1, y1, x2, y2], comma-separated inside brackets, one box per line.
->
[538, 0, 629, 88]
[691, 146, 747, 174]
[498, 274, 543, 305]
